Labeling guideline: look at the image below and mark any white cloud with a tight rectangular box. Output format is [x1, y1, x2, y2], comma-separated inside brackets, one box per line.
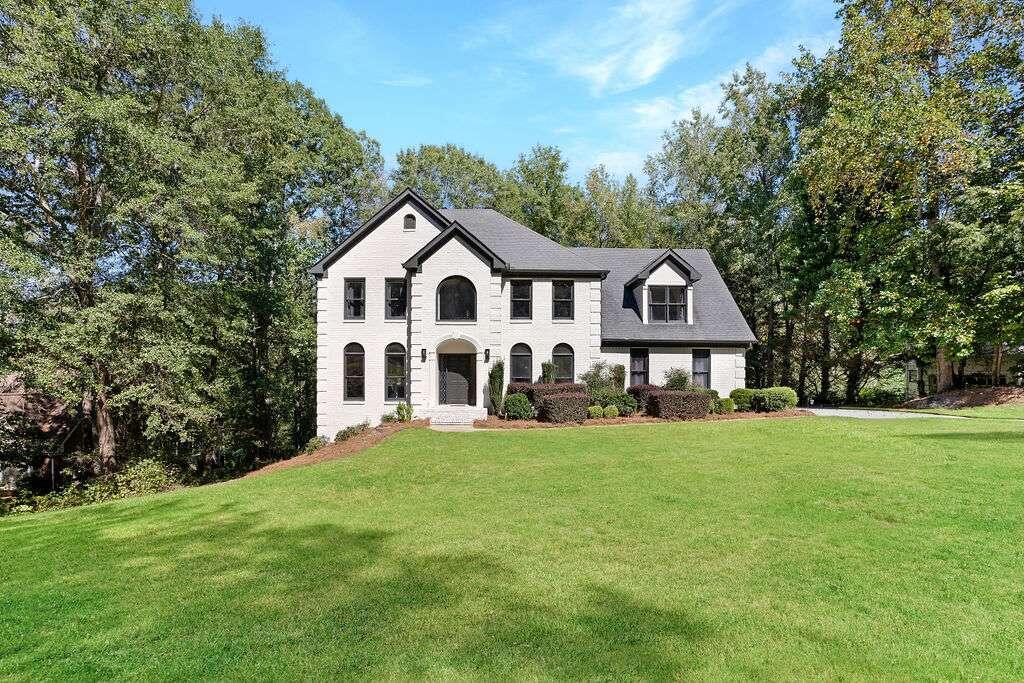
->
[379, 75, 433, 88]
[538, 0, 695, 95]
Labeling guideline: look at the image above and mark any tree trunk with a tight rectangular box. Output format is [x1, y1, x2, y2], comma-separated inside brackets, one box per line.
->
[935, 348, 954, 392]
[796, 346, 809, 406]
[91, 366, 116, 472]
[818, 316, 832, 403]
[780, 310, 795, 388]
[915, 358, 927, 398]
[993, 344, 1004, 386]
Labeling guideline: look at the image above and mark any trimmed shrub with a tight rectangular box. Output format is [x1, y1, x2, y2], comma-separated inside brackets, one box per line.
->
[396, 402, 413, 422]
[603, 404, 620, 418]
[648, 390, 713, 419]
[587, 405, 604, 419]
[713, 397, 735, 414]
[381, 411, 399, 423]
[751, 387, 798, 412]
[305, 436, 328, 453]
[503, 392, 535, 420]
[508, 382, 587, 406]
[488, 360, 505, 415]
[541, 361, 555, 384]
[605, 391, 637, 416]
[663, 367, 691, 390]
[537, 392, 589, 423]
[627, 384, 661, 414]
[334, 421, 369, 443]
[506, 382, 532, 401]
[730, 388, 755, 411]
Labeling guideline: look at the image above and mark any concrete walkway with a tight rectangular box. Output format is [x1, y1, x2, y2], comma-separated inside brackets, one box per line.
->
[806, 407, 963, 419]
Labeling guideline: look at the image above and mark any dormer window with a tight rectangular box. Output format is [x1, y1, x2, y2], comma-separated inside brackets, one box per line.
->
[649, 285, 686, 323]
[403, 213, 416, 231]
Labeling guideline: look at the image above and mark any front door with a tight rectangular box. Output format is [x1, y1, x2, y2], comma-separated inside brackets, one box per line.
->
[439, 353, 475, 405]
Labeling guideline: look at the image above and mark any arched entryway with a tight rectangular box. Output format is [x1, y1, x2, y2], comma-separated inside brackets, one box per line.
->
[436, 337, 478, 406]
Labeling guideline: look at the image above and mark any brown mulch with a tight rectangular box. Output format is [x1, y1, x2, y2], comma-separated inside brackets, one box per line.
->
[900, 387, 1024, 409]
[245, 419, 430, 477]
[473, 410, 810, 430]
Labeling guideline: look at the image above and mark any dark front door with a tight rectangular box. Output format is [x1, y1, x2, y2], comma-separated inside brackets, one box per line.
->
[439, 353, 475, 405]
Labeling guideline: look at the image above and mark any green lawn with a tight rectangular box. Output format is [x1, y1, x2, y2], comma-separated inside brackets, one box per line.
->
[902, 404, 1024, 419]
[3, 417, 1024, 680]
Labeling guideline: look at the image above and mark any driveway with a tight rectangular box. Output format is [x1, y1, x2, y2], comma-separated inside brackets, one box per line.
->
[806, 407, 963, 419]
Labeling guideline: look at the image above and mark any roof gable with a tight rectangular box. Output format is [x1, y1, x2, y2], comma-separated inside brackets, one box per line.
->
[308, 188, 450, 275]
[627, 249, 703, 287]
[402, 222, 508, 272]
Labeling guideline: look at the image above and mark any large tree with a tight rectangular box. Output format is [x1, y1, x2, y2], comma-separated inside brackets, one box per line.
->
[390, 144, 506, 209]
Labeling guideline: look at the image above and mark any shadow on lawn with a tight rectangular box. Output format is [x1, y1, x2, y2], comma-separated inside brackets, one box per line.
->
[899, 430, 1024, 446]
[2, 496, 712, 679]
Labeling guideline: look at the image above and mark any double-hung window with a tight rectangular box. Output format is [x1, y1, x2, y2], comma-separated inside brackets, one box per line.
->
[630, 348, 649, 386]
[385, 343, 406, 400]
[385, 278, 407, 320]
[648, 285, 685, 323]
[552, 281, 574, 320]
[510, 280, 532, 320]
[344, 343, 365, 400]
[344, 278, 365, 320]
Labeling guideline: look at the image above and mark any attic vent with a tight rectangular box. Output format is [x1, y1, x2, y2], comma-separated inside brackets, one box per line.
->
[403, 213, 416, 231]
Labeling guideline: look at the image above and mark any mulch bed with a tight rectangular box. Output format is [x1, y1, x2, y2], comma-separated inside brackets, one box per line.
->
[473, 410, 810, 430]
[901, 387, 1024, 409]
[245, 419, 430, 477]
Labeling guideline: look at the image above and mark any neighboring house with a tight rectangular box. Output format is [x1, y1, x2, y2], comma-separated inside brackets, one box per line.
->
[310, 189, 756, 431]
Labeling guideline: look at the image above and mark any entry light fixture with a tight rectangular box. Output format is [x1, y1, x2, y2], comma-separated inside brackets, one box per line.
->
[421, 348, 427, 363]
[484, 349, 490, 363]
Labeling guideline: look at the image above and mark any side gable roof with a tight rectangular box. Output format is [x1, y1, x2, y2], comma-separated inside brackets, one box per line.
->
[308, 188, 449, 275]
[626, 249, 703, 287]
[402, 222, 508, 272]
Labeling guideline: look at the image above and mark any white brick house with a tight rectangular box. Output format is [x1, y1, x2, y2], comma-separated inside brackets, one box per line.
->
[310, 189, 756, 433]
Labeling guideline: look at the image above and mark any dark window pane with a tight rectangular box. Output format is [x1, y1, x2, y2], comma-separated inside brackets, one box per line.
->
[553, 301, 573, 319]
[692, 349, 710, 389]
[511, 355, 531, 382]
[552, 344, 573, 383]
[386, 279, 407, 319]
[511, 281, 532, 319]
[629, 349, 648, 386]
[667, 304, 683, 321]
[344, 344, 364, 400]
[650, 304, 666, 322]
[668, 287, 684, 303]
[403, 214, 416, 230]
[552, 281, 573, 319]
[649, 286, 666, 303]
[345, 378, 364, 399]
[438, 277, 476, 321]
[512, 299, 531, 319]
[344, 279, 365, 320]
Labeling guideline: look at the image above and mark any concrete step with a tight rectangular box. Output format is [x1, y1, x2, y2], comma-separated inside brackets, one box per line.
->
[425, 408, 485, 425]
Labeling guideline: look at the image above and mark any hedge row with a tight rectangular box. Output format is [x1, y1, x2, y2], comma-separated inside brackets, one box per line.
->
[507, 382, 587, 405]
[626, 384, 661, 413]
[537, 392, 590, 423]
[646, 389, 713, 419]
[729, 386, 798, 412]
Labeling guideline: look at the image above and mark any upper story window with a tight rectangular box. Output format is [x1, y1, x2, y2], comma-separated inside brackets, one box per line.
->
[692, 349, 710, 388]
[403, 213, 416, 231]
[552, 281, 574, 320]
[552, 343, 574, 383]
[510, 280, 532, 320]
[344, 278, 365, 320]
[510, 343, 532, 383]
[385, 278, 407, 320]
[437, 276, 476, 321]
[385, 342, 407, 400]
[648, 285, 685, 323]
[344, 342, 365, 400]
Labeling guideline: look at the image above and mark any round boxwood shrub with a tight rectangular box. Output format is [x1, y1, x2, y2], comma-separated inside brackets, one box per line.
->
[587, 405, 604, 419]
[751, 386, 799, 412]
[603, 404, 619, 418]
[729, 388, 755, 411]
[713, 397, 735, 414]
[503, 393, 535, 420]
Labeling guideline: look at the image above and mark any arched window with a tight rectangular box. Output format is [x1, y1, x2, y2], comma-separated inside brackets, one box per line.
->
[403, 213, 416, 231]
[552, 344, 574, 384]
[344, 343, 364, 400]
[385, 342, 406, 400]
[437, 276, 476, 321]
[510, 343, 532, 383]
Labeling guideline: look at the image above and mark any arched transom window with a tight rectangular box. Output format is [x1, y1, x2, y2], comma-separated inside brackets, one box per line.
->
[437, 276, 476, 321]
[552, 344, 574, 384]
[510, 343, 532, 383]
[385, 342, 407, 400]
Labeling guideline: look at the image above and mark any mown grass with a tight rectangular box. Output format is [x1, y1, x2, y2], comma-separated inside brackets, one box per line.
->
[902, 404, 1024, 419]
[2, 417, 1023, 680]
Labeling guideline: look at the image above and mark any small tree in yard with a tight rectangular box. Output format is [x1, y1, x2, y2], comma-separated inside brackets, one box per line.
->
[488, 360, 505, 415]
[663, 368, 691, 390]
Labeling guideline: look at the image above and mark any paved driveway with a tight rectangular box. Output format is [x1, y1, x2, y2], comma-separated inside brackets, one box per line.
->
[806, 407, 963, 419]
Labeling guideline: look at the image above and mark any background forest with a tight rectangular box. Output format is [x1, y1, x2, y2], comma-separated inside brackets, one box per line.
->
[2, 0, 1022, 492]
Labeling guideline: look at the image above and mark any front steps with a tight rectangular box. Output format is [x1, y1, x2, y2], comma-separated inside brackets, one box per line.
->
[422, 406, 486, 425]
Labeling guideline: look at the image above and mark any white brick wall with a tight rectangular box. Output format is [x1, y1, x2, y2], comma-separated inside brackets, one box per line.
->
[600, 346, 747, 395]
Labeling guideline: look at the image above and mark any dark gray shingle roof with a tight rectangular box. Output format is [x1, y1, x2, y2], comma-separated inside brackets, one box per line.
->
[441, 209, 605, 274]
[571, 248, 756, 345]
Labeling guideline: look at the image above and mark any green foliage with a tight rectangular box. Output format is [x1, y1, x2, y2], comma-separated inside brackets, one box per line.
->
[610, 364, 626, 391]
[591, 390, 638, 417]
[587, 405, 604, 420]
[391, 144, 506, 209]
[304, 436, 328, 454]
[334, 422, 370, 443]
[396, 403, 414, 422]
[502, 393, 534, 421]
[30, 459, 182, 512]
[626, 385, 661, 414]
[488, 360, 505, 416]
[580, 361, 624, 394]
[603, 405, 620, 418]
[663, 368, 691, 390]
[541, 362, 555, 384]
[713, 398, 736, 414]
[751, 387, 798, 413]
[730, 389, 756, 411]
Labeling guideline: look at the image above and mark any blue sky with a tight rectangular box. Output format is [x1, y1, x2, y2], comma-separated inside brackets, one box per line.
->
[195, 0, 839, 181]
